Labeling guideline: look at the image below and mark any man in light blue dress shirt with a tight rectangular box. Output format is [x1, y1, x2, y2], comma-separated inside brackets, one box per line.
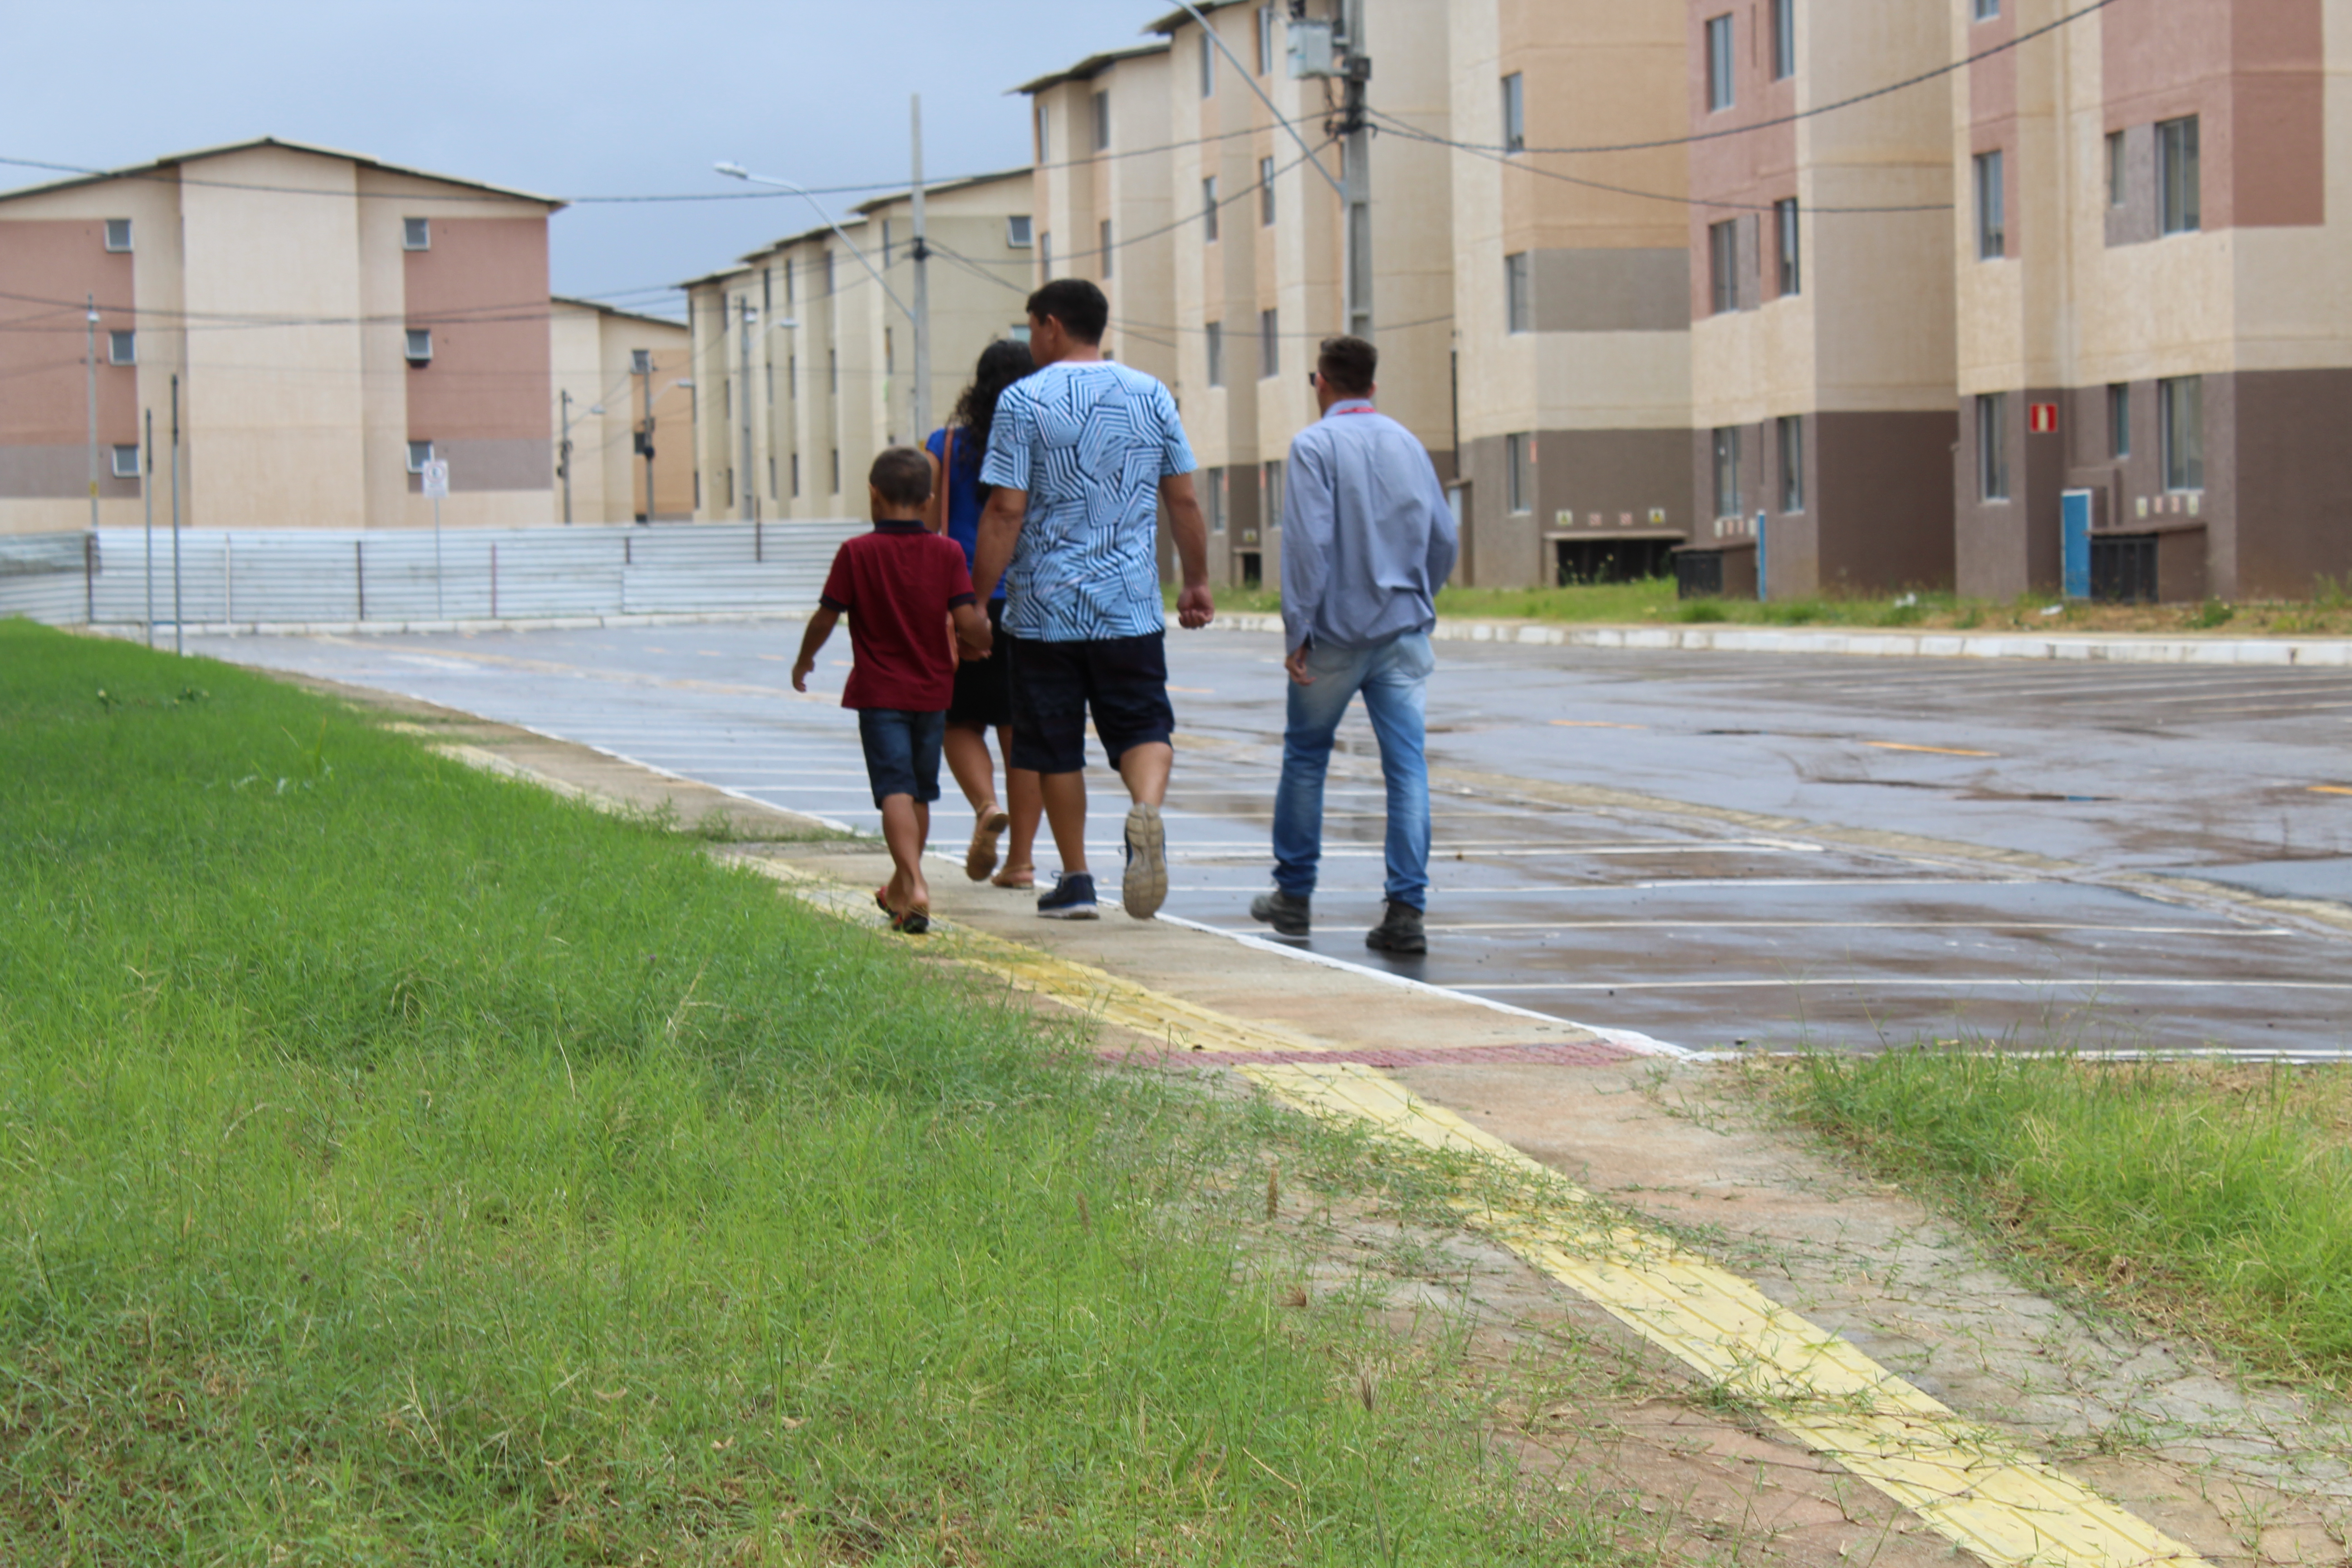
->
[1251, 336, 1459, 954]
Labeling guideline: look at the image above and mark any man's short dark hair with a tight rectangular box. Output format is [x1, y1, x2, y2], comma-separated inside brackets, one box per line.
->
[1027, 278, 1109, 344]
[869, 446, 931, 509]
[1318, 336, 1377, 397]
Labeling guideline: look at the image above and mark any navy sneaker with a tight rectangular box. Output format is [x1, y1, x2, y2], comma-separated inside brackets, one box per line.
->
[1036, 871, 1100, 920]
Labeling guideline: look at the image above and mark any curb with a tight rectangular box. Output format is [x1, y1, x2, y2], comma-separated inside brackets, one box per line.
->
[1205, 611, 2352, 666]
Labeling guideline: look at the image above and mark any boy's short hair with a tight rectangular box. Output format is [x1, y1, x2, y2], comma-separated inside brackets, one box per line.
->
[1027, 278, 1109, 344]
[868, 446, 932, 510]
[1317, 336, 1378, 397]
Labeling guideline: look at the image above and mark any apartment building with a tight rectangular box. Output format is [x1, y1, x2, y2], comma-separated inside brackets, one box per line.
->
[1447, 0, 1695, 588]
[548, 298, 692, 523]
[1137, 1, 1455, 588]
[1681, 1, 1958, 596]
[1953, 0, 2349, 602]
[1017, 39, 1180, 388]
[0, 137, 562, 536]
[683, 170, 1032, 522]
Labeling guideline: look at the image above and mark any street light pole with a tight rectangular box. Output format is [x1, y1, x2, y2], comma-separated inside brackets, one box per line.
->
[559, 388, 574, 524]
[909, 94, 932, 444]
[738, 295, 757, 523]
[1339, 0, 1372, 338]
[637, 351, 656, 523]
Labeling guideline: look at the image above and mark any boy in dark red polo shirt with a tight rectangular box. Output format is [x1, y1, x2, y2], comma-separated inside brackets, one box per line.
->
[793, 448, 991, 933]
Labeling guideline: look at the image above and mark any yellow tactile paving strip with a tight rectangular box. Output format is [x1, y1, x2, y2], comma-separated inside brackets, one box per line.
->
[760, 860, 2210, 1568]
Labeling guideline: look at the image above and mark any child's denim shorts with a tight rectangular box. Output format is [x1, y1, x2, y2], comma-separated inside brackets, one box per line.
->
[856, 708, 946, 807]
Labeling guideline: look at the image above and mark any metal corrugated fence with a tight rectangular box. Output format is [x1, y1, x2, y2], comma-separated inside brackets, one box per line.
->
[0, 522, 865, 630]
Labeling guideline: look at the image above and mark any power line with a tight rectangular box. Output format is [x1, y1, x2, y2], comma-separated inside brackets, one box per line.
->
[1368, 110, 1953, 215]
[1421, 0, 2124, 160]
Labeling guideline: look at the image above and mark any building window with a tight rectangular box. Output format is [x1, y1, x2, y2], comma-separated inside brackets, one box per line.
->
[2160, 376, 2203, 490]
[784, 258, 794, 304]
[884, 328, 894, 375]
[1092, 89, 1112, 152]
[881, 220, 893, 267]
[2106, 131, 2126, 207]
[1772, 0, 1795, 79]
[108, 330, 135, 366]
[725, 469, 735, 508]
[1259, 157, 1277, 225]
[2158, 116, 2200, 234]
[1259, 308, 1280, 379]
[1205, 467, 1226, 533]
[631, 348, 653, 376]
[694, 470, 701, 509]
[405, 328, 433, 365]
[828, 350, 838, 395]
[1712, 426, 1743, 518]
[1502, 73, 1526, 152]
[1035, 101, 1048, 162]
[1504, 251, 1532, 333]
[768, 456, 777, 499]
[790, 452, 800, 497]
[1974, 149, 2006, 259]
[1205, 321, 1225, 387]
[407, 440, 435, 474]
[1506, 432, 1533, 514]
[788, 354, 797, 396]
[825, 254, 836, 294]
[402, 217, 430, 251]
[1009, 322, 1031, 344]
[1706, 15, 1735, 112]
[1200, 28, 1216, 97]
[1202, 176, 1220, 242]
[1777, 415, 1804, 511]
[1974, 0, 1999, 17]
[1100, 219, 1114, 278]
[1008, 214, 1033, 248]
[2108, 383, 2131, 459]
[103, 218, 132, 253]
[111, 444, 141, 479]
[1978, 392, 2010, 501]
[1263, 458, 1284, 524]
[831, 448, 842, 494]
[1708, 220, 1739, 314]
[1774, 198, 1800, 295]
[1257, 5, 1277, 74]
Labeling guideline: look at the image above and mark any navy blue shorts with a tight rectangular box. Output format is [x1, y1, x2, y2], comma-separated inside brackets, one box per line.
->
[856, 708, 946, 807]
[1006, 630, 1176, 775]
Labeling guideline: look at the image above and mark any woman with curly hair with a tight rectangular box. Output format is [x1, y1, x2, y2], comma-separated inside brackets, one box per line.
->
[925, 337, 1042, 886]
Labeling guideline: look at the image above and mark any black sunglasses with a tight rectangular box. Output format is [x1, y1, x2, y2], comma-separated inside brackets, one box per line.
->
[1305, 371, 1318, 389]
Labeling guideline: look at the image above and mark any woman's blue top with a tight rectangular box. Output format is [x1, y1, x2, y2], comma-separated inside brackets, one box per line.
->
[926, 425, 1005, 602]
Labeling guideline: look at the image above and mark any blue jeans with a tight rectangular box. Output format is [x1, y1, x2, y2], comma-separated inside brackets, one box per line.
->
[1272, 631, 1434, 909]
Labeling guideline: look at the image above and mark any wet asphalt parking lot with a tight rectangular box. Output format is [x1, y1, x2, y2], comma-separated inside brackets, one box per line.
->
[190, 622, 2352, 1059]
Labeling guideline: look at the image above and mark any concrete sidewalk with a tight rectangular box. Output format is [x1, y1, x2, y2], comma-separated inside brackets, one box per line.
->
[1209, 610, 2352, 666]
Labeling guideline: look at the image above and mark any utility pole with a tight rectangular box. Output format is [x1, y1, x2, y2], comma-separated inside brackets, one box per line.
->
[85, 295, 100, 536]
[559, 388, 575, 524]
[635, 349, 656, 523]
[909, 94, 932, 444]
[738, 294, 757, 523]
[1338, 0, 1372, 338]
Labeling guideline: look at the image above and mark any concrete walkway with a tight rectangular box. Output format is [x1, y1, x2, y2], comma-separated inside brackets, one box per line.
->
[1209, 611, 2352, 667]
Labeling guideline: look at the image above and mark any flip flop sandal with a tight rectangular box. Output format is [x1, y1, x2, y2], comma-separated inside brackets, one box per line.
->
[875, 886, 893, 916]
[891, 908, 931, 936]
[991, 862, 1035, 890]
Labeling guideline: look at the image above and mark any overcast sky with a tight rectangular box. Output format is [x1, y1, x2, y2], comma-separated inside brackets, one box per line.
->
[3, 0, 1171, 318]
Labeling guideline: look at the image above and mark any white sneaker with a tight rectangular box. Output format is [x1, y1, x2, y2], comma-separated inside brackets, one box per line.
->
[1121, 801, 1166, 920]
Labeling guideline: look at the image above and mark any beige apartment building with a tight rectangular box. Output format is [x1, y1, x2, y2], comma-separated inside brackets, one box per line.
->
[1680, 0, 1958, 597]
[0, 138, 562, 537]
[1951, 0, 2350, 602]
[548, 298, 693, 523]
[1447, 0, 1695, 589]
[683, 170, 1032, 522]
[1017, 40, 1180, 389]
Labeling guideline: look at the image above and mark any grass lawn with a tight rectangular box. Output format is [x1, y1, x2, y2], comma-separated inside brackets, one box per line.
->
[1769, 1050, 2352, 1392]
[1180, 576, 2352, 637]
[0, 620, 1617, 1565]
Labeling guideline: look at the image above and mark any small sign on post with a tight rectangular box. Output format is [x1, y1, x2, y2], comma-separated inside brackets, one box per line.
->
[2029, 402, 2059, 435]
[421, 458, 450, 500]
[423, 457, 449, 618]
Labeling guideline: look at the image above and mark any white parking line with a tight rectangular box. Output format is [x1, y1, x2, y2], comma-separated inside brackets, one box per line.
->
[1463, 978, 2352, 992]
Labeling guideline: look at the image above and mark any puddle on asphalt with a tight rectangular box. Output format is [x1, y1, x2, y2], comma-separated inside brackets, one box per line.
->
[1816, 776, 2120, 803]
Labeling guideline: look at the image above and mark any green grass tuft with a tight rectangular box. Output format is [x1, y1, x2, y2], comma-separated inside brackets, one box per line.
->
[1771, 1048, 2352, 1390]
[0, 620, 1618, 1565]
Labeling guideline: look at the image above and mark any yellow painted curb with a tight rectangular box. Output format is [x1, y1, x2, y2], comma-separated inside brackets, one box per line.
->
[760, 859, 2210, 1568]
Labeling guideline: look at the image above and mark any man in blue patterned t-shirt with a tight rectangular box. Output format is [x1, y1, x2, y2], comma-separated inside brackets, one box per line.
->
[974, 279, 1214, 922]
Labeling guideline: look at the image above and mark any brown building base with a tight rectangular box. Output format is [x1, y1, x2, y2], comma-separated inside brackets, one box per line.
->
[1457, 427, 1690, 588]
[1691, 410, 1955, 598]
